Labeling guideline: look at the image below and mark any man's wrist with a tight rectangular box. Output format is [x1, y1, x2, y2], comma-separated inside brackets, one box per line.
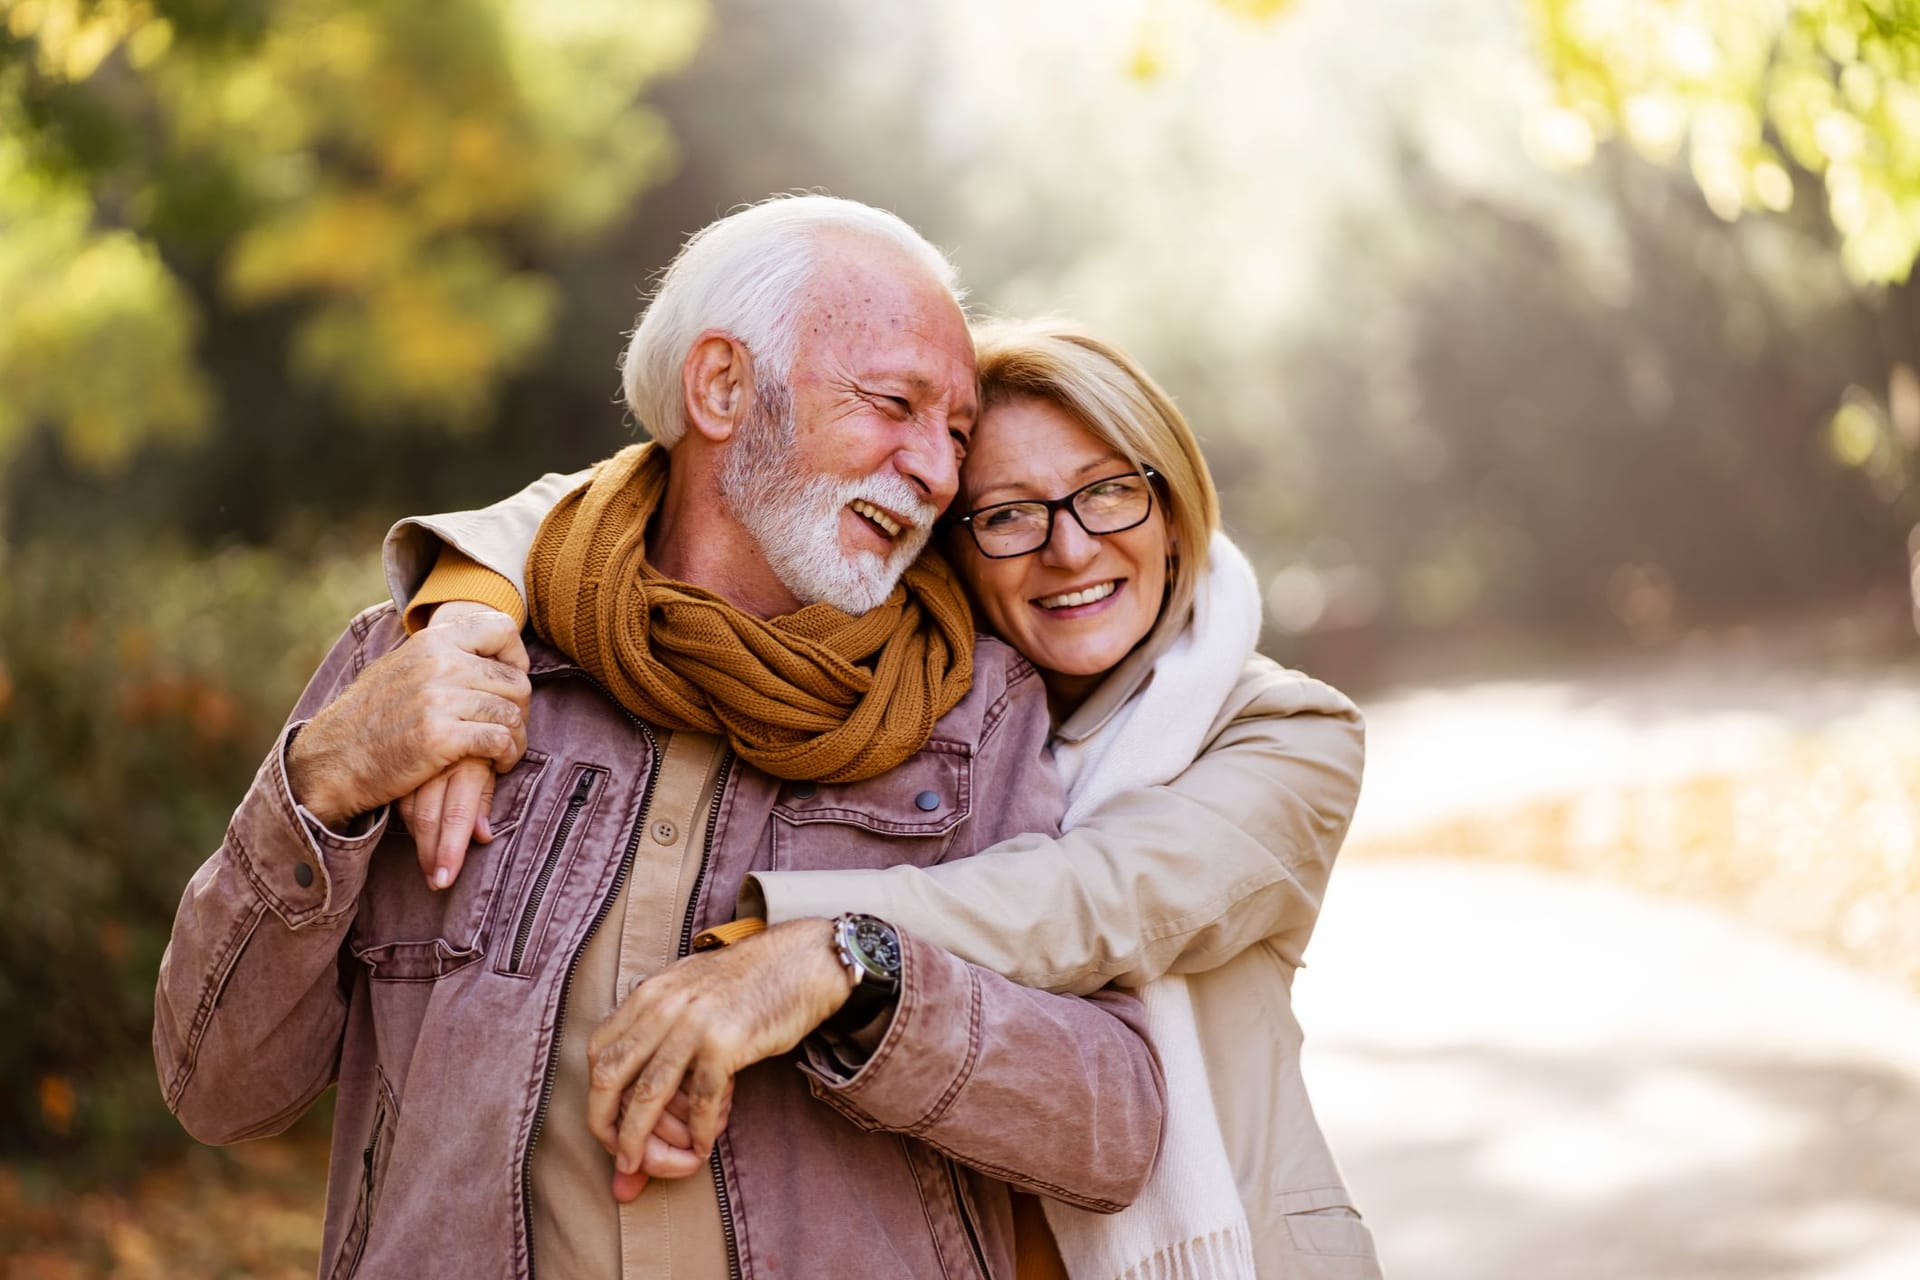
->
[285, 722, 357, 830]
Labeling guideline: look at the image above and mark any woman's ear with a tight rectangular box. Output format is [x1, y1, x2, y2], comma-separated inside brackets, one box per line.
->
[681, 331, 755, 444]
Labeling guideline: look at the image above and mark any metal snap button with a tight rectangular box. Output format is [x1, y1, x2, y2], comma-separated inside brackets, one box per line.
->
[791, 782, 817, 799]
[294, 862, 315, 888]
[914, 790, 940, 812]
[651, 819, 678, 844]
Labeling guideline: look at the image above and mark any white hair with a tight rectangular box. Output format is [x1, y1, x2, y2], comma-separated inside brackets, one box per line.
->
[620, 194, 964, 448]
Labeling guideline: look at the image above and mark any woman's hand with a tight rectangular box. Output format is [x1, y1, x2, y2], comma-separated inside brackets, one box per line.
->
[395, 600, 527, 889]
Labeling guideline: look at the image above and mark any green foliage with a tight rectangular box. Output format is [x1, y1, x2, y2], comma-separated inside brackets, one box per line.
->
[0, 533, 383, 1159]
[1530, 0, 1920, 283]
[0, 135, 210, 469]
[0, 0, 705, 469]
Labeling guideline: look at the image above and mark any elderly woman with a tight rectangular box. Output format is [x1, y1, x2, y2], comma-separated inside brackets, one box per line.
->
[388, 319, 1379, 1280]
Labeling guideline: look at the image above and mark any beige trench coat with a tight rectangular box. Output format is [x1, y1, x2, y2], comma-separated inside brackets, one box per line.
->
[384, 475, 1383, 1279]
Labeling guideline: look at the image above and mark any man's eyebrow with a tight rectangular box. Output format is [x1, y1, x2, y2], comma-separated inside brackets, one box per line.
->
[970, 453, 1129, 504]
[862, 371, 977, 423]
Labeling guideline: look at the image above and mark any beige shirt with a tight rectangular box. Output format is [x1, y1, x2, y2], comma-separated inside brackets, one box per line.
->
[531, 731, 733, 1279]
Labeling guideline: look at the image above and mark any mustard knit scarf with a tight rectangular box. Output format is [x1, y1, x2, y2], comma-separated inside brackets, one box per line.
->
[525, 443, 974, 783]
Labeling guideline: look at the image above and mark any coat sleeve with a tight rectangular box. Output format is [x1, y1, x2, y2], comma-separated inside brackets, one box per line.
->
[381, 467, 582, 624]
[798, 654, 1166, 1212]
[748, 655, 1364, 996]
[151, 605, 402, 1144]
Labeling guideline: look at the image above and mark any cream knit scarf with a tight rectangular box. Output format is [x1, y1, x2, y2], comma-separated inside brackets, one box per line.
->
[1043, 530, 1262, 1280]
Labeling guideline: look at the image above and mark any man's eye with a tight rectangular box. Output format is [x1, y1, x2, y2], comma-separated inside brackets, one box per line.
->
[883, 395, 912, 416]
[949, 428, 970, 455]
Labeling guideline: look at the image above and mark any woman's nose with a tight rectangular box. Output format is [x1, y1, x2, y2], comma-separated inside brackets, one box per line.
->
[1039, 508, 1101, 569]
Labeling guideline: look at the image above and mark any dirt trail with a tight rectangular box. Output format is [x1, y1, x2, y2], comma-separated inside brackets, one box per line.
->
[1301, 647, 1920, 1278]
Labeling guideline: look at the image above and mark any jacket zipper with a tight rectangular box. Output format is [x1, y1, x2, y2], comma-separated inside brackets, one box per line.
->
[508, 767, 600, 973]
[520, 669, 660, 1279]
[680, 750, 743, 1280]
[948, 1160, 992, 1279]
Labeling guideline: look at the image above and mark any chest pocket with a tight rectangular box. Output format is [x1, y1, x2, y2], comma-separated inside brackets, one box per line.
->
[769, 741, 972, 871]
[348, 748, 552, 981]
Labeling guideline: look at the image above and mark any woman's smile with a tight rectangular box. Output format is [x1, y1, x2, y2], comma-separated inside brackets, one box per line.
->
[1032, 577, 1124, 614]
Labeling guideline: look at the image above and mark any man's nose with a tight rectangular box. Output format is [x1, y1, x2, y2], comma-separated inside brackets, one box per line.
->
[895, 418, 961, 509]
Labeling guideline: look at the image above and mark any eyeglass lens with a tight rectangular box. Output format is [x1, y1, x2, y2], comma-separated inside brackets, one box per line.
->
[973, 473, 1151, 555]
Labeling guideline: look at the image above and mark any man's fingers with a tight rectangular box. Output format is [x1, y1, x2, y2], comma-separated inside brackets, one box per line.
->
[494, 627, 531, 675]
[612, 1028, 702, 1175]
[445, 608, 528, 667]
[586, 992, 682, 1150]
[455, 722, 521, 773]
[683, 1058, 733, 1159]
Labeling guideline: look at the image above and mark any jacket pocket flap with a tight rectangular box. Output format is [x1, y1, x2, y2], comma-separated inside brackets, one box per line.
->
[771, 741, 971, 837]
[349, 937, 484, 982]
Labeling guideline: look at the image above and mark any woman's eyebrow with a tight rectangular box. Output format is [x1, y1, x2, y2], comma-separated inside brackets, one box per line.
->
[969, 454, 1130, 505]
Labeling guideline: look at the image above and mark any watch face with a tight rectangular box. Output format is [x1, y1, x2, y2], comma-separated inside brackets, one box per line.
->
[852, 916, 901, 978]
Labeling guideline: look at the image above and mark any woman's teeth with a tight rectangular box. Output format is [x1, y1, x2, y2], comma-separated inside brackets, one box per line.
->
[850, 499, 902, 538]
[1037, 581, 1118, 609]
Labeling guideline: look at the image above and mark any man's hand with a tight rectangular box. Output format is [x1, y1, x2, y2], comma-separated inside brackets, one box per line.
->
[286, 607, 531, 833]
[586, 919, 856, 1202]
[396, 601, 526, 889]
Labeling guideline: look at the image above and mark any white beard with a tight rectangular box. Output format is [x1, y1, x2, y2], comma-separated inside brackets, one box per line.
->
[719, 381, 938, 614]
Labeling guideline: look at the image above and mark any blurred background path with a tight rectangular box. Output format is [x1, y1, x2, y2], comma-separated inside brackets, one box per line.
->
[1301, 639, 1920, 1280]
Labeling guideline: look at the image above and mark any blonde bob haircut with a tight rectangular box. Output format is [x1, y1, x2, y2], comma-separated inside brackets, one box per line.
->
[969, 317, 1220, 630]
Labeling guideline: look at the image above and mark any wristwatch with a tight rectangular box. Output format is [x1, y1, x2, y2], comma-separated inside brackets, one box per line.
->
[822, 913, 902, 1036]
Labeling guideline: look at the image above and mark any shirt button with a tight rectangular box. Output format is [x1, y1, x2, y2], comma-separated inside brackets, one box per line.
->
[791, 782, 817, 799]
[652, 819, 678, 844]
[914, 790, 941, 812]
[294, 862, 315, 888]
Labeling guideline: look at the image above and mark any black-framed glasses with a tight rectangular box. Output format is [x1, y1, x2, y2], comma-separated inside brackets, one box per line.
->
[949, 467, 1159, 559]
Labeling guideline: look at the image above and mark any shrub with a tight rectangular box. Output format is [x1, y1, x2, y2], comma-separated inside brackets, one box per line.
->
[0, 533, 384, 1164]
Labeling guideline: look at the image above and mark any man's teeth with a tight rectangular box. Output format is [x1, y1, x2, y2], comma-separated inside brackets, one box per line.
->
[851, 500, 903, 538]
[1037, 581, 1118, 609]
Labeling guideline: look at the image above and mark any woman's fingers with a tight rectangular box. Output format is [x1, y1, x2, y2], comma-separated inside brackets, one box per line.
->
[405, 773, 451, 883]
[433, 758, 495, 885]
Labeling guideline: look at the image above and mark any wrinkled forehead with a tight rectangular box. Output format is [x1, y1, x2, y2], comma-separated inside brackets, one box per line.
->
[794, 239, 976, 383]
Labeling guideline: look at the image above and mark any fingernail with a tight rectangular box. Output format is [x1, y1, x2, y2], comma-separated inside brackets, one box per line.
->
[432, 867, 452, 890]
[617, 1152, 637, 1174]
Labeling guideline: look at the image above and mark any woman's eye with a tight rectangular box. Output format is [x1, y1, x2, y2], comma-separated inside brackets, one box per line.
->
[979, 507, 1025, 530]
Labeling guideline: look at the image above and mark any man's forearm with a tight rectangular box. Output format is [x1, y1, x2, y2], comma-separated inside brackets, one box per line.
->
[799, 932, 1165, 1212]
[156, 724, 379, 1143]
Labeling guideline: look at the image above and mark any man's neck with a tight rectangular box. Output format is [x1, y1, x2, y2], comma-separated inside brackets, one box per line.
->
[649, 457, 805, 619]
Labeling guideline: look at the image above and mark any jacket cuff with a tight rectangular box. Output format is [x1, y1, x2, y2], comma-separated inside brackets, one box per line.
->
[402, 547, 529, 634]
[224, 723, 387, 929]
[743, 868, 901, 928]
[798, 932, 977, 1131]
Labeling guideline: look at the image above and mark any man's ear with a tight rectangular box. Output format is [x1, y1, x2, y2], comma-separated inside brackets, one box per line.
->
[681, 332, 755, 444]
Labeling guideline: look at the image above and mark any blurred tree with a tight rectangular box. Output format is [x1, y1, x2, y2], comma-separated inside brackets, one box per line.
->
[0, 0, 705, 477]
[1527, 0, 1920, 285]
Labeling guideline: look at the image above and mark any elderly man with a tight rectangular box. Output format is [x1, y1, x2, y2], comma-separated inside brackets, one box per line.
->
[154, 196, 1164, 1279]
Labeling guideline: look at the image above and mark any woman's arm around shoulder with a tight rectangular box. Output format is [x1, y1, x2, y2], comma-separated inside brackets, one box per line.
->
[746, 653, 1364, 996]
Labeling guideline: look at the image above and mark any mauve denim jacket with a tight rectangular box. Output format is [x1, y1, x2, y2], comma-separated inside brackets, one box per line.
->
[154, 602, 1165, 1279]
